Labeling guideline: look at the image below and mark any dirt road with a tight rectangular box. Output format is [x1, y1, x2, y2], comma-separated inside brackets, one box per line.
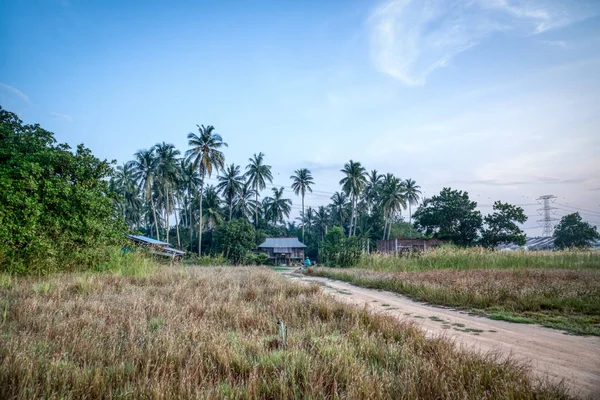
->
[282, 271, 600, 399]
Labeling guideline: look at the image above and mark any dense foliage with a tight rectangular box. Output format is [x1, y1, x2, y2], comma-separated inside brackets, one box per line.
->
[320, 226, 363, 267]
[413, 188, 483, 245]
[553, 212, 600, 249]
[212, 219, 263, 264]
[0, 107, 123, 273]
[480, 201, 527, 247]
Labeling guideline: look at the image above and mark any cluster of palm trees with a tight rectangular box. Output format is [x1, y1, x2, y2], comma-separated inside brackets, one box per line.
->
[110, 125, 421, 256]
[298, 161, 421, 249]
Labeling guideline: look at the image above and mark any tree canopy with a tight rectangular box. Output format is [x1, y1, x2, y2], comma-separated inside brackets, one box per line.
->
[480, 201, 527, 248]
[413, 188, 483, 246]
[553, 213, 600, 249]
[0, 107, 123, 273]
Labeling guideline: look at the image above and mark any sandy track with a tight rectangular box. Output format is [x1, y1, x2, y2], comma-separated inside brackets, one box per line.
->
[282, 272, 600, 399]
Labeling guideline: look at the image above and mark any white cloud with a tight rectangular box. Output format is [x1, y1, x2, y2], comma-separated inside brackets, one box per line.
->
[0, 82, 31, 104]
[368, 0, 595, 85]
[51, 112, 73, 121]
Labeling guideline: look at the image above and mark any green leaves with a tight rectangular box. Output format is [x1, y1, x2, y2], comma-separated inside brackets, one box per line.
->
[553, 213, 600, 249]
[0, 106, 125, 273]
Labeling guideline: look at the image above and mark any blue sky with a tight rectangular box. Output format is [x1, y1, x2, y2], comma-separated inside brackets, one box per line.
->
[2, 0, 600, 235]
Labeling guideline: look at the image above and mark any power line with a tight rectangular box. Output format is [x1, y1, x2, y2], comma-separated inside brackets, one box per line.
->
[555, 203, 600, 216]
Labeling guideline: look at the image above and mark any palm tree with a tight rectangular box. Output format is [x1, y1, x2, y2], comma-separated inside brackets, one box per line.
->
[245, 152, 273, 227]
[290, 168, 314, 242]
[263, 187, 292, 225]
[130, 149, 160, 239]
[330, 191, 347, 229]
[381, 174, 407, 239]
[339, 160, 367, 237]
[233, 180, 257, 221]
[202, 185, 224, 230]
[217, 163, 244, 221]
[186, 125, 227, 255]
[404, 178, 422, 224]
[113, 162, 142, 229]
[153, 142, 181, 243]
[314, 206, 329, 241]
[305, 206, 315, 237]
[180, 158, 202, 251]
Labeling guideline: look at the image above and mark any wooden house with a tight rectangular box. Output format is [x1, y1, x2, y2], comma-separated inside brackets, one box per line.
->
[257, 237, 306, 265]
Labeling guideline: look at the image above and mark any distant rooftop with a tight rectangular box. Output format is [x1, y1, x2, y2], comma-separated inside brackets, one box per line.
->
[258, 237, 306, 248]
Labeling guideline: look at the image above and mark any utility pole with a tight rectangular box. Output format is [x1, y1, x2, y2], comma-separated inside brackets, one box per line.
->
[536, 195, 558, 237]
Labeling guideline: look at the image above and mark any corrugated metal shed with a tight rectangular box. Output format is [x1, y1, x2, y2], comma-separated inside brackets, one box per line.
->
[127, 234, 170, 246]
[258, 237, 306, 249]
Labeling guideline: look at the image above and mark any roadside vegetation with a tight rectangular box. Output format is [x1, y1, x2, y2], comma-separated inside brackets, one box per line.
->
[353, 247, 600, 272]
[306, 263, 600, 335]
[0, 267, 569, 399]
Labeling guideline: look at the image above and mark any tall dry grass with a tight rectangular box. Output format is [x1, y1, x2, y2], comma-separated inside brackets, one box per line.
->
[0, 267, 569, 399]
[306, 267, 600, 335]
[358, 247, 600, 272]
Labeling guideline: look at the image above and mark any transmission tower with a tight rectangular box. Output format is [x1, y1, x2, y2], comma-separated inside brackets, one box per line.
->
[536, 195, 558, 237]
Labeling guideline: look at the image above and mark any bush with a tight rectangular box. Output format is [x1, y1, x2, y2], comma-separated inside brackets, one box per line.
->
[320, 226, 362, 267]
[212, 219, 257, 265]
[0, 107, 125, 274]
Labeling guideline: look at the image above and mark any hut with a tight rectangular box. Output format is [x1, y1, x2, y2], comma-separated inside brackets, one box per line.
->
[126, 234, 185, 260]
[257, 237, 307, 265]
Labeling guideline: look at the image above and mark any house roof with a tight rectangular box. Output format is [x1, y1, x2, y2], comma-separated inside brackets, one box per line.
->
[258, 237, 306, 248]
[127, 234, 170, 246]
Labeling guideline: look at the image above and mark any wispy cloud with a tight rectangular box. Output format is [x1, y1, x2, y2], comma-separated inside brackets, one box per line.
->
[51, 112, 73, 121]
[540, 39, 568, 48]
[0, 82, 31, 104]
[368, 0, 595, 85]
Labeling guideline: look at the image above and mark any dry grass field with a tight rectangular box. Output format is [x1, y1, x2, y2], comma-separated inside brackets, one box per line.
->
[0, 266, 569, 399]
[305, 267, 600, 335]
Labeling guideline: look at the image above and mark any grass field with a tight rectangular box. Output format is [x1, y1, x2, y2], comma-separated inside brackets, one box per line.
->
[0, 266, 569, 399]
[306, 264, 600, 335]
[355, 248, 600, 272]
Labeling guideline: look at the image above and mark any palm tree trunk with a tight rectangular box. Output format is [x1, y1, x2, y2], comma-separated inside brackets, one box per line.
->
[188, 192, 194, 252]
[383, 212, 388, 240]
[148, 181, 160, 240]
[349, 195, 355, 238]
[198, 181, 204, 256]
[255, 190, 259, 227]
[165, 185, 170, 243]
[174, 195, 181, 249]
[229, 197, 233, 221]
[301, 193, 305, 242]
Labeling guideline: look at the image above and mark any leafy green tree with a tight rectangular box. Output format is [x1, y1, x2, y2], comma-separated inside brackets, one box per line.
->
[330, 192, 348, 229]
[413, 188, 482, 246]
[186, 125, 227, 255]
[320, 226, 362, 267]
[340, 160, 367, 237]
[290, 168, 314, 242]
[217, 163, 244, 221]
[0, 107, 124, 273]
[111, 162, 142, 229]
[131, 148, 160, 239]
[480, 201, 527, 248]
[212, 218, 257, 264]
[404, 178, 421, 224]
[245, 152, 273, 227]
[553, 213, 600, 249]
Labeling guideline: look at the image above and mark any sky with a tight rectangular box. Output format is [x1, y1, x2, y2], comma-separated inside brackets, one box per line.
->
[1, 0, 600, 236]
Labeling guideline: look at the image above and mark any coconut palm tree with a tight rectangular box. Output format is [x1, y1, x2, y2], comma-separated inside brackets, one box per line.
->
[186, 125, 227, 255]
[180, 158, 202, 251]
[330, 191, 347, 229]
[404, 178, 422, 224]
[290, 168, 314, 242]
[113, 162, 142, 229]
[381, 174, 407, 239]
[339, 160, 367, 237]
[314, 206, 329, 241]
[233, 180, 257, 221]
[201, 185, 224, 230]
[217, 163, 244, 221]
[130, 148, 160, 239]
[245, 152, 273, 227]
[153, 142, 181, 243]
[263, 187, 292, 225]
